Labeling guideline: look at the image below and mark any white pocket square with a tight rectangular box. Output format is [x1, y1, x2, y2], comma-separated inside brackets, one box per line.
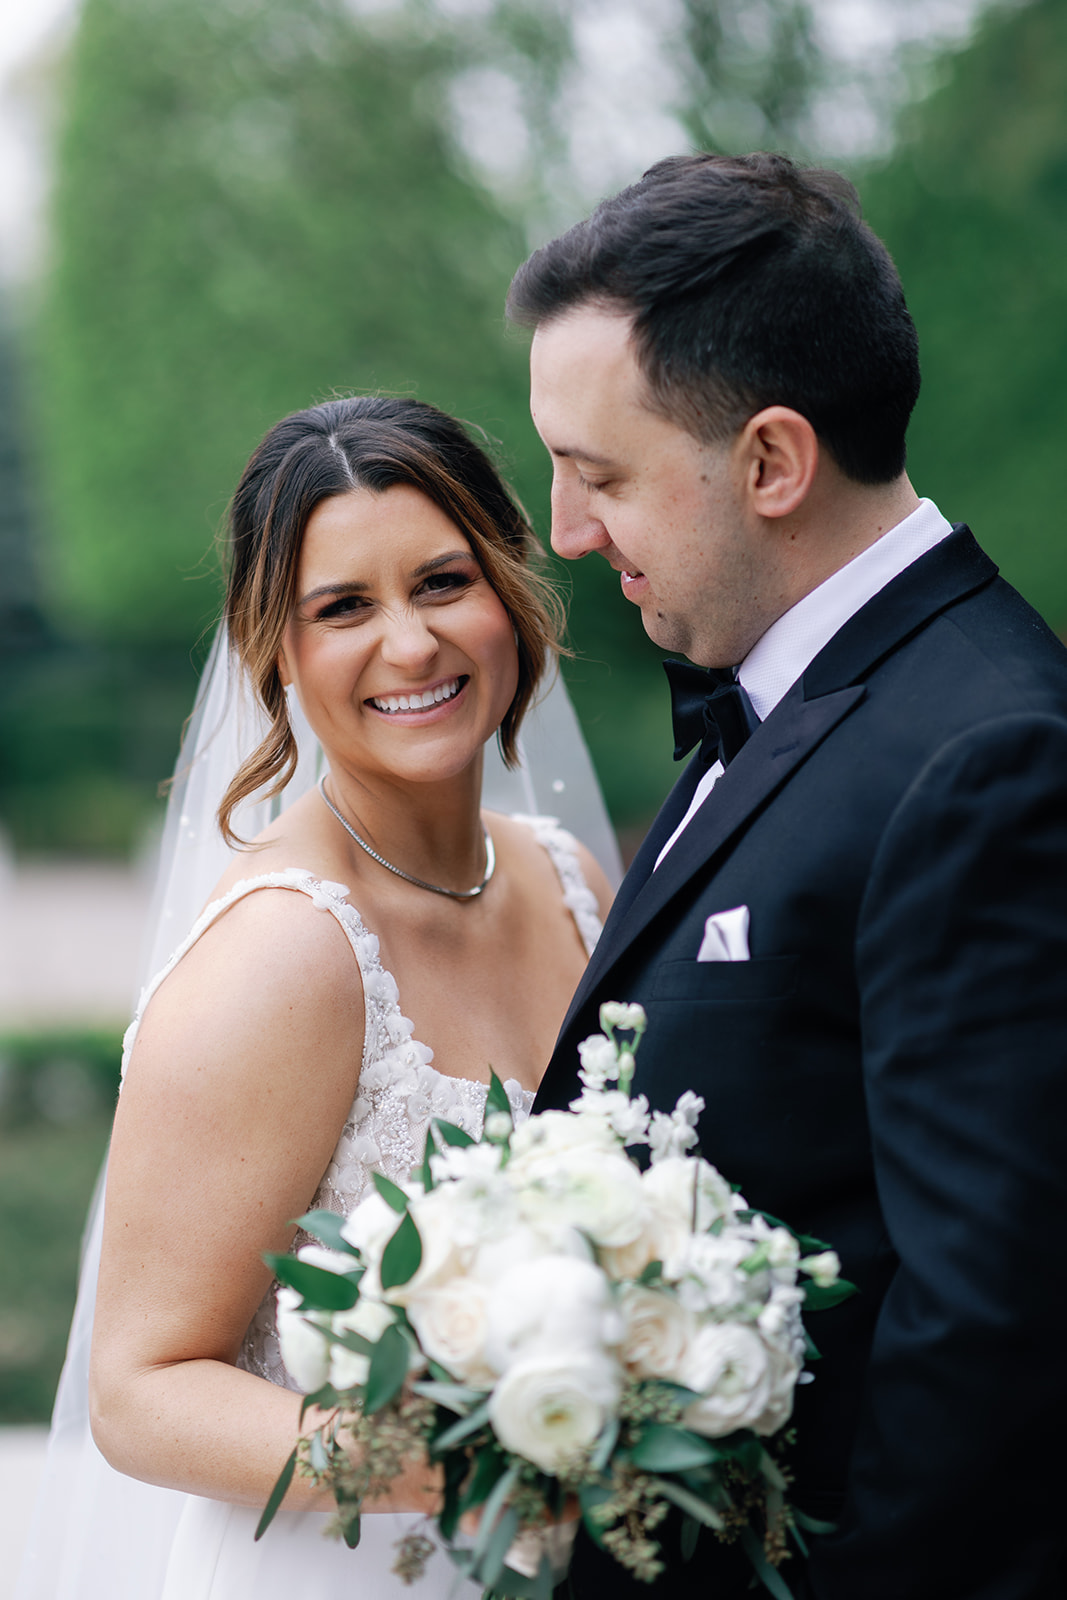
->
[697, 905, 750, 962]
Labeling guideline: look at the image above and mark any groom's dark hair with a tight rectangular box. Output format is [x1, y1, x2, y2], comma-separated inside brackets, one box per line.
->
[507, 152, 920, 485]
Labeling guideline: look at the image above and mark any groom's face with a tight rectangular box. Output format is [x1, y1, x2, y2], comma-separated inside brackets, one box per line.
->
[529, 305, 763, 668]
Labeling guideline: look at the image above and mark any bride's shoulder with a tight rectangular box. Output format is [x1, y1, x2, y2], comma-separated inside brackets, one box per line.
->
[206, 787, 351, 902]
[486, 810, 614, 921]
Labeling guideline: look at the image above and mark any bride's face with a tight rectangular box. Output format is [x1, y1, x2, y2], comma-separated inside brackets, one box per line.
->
[278, 484, 520, 788]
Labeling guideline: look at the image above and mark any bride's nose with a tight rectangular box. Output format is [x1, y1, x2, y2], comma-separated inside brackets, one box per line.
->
[378, 605, 439, 672]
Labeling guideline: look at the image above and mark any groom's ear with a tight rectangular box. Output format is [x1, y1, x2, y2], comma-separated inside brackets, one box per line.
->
[740, 406, 819, 519]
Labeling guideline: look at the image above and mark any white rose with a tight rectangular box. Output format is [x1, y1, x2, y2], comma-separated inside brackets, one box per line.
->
[406, 1276, 495, 1387]
[748, 1337, 801, 1436]
[484, 1255, 620, 1375]
[276, 1287, 330, 1393]
[328, 1294, 396, 1391]
[488, 1350, 621, 1473]
[340, 1189, 406, 1263]
[509, 1109, 618, 1168]
[681, 1324, 775, 1436]
[618, 1284, 695, 1381]
[516, 1149, 648, 1250]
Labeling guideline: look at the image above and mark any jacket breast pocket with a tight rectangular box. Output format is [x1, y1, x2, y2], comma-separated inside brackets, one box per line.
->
[650, 955, 799, 1003]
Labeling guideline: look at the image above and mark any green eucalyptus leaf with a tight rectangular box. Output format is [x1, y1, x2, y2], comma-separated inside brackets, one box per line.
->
[412, 1379, 487, 1415]
[578, 1483, 613, 1548]
[680, 1513, 701, 1562]
[420, 1127, 436, 1193]
[477, 1504, 520, 1589]
[342, 1510, 362, 1549]
[458, 1445, 507, 1512]
[740, 1526, 794, 1600]
[373, 1172, 410, 1213]
[363, 1322, 410, 1415]
[308, 1429, 331, 1474]
[793, 1509, 837, 1535]
[432, 1397, 492, 1452]
[299, 1382, 338, 1423]
[380, 1210, 423, 1292]
[471, 1462, 520, 1566]
[804, 1328, 822, 1361]
[254, 1445, 297, 1540]
[628, 1423, 718, 1473]
[591, 1416, 620, 1474]
[294, 1209, 361, 1256]
[637, 1259, 664, 1285]
[760, 1449, 788, 1491]
[652, 1476, 725, 1530]
[265, 1254, 361, 1311]
[434, 1118, 475, 1148]
[326, 1326, 375, 1358]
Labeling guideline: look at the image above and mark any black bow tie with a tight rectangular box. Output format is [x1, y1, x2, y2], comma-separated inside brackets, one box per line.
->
[664, 658, 760, 768]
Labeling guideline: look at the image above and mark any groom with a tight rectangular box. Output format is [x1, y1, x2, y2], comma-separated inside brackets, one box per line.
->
[510, 153, 1067, 1598]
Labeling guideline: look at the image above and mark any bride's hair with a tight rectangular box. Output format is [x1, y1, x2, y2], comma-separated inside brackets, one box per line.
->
[218, 395, 564, 845]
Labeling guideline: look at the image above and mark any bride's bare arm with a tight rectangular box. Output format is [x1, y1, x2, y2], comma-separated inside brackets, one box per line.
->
[90, 888, 437, 1514]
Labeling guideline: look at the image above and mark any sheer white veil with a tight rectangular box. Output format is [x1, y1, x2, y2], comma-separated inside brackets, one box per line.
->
[16, 625, 619, 1599]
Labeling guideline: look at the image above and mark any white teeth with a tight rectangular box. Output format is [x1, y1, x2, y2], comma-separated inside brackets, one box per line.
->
[372, 678, 461, 714]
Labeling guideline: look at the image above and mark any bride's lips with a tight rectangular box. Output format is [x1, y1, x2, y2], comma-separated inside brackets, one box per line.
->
[364, 674, 470, 722]
[619, 568, 649, 602]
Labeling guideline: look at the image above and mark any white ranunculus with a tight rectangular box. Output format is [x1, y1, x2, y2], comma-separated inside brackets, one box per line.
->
[276, 1286, 330, 1393]
[516, 1149, 648, 1250]
[328, 1294, 396, 1391]
[406, 1276, 495, 1388]
[747, 1337, 802, 1436]
[488, 1349, 621, 1473]
[484, 1255, 620, 1375]
[618, 1284, 695, 1381]
[681, 1324, 776, 1436]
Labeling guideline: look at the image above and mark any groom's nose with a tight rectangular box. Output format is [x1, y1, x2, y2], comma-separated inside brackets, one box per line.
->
[549, 475, 611, 561]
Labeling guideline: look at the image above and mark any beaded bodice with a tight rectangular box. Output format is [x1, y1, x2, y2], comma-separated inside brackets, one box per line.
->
[120, 815, 602, 1390]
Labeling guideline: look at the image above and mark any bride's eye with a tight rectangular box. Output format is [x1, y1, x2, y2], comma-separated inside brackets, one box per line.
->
[420, 570, 475, 598]
[316, 594, 368, 621]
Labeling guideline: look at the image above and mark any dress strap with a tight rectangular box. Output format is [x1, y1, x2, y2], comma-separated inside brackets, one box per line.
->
[509, 814, 603, 958]
[120, 869, 375, 1080]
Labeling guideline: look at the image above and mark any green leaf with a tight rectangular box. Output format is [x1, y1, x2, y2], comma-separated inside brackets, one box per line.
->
[432, 1397, 492, 1452]
[803, 1327, 822, 1362]
[458, 1444, 507, 1513]
[759, 1449, 788, 1491]
[790, 1523, 810, 1558]
[439, 1449, 469, 1542]
[794, 1509, 837, 1535]
[308, 1429, 331, 1474]
[413, 1379, 488, 1415]
[341, 1510, 362, 1549]
[653, 1476, 725, 1530]
[363, 1322, 410, 1415]
[740, 1525, 795, 1600]
[420, 1127, 436, 1193]
[265, 1253, 361, 1311]
[294, 1209, 361, 1256]
[380, 1210, 423, 1292]
[680, 1513, 701, 1562]
[591, 1416, 620, 1474]
[795, 1232, 833, 1255]
[434, 1118, 475, 1148]
[477, 1504, 521, 1589]
[471, 1462, 520, 1568]
[628, 1423, 718, 1473]
[485, 1069, 512, 1121]
[578, 1483, 613, 1547]
[254, 1445, 297, 1540]
[373, 1172, 410, 1214]
[326, 1326, 375, 1359]
[637, 1259, 664, 1286]
[803, 1279, 858, 1312]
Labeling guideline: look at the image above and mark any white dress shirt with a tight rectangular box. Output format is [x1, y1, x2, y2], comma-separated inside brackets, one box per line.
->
[654, 498, 954, 869]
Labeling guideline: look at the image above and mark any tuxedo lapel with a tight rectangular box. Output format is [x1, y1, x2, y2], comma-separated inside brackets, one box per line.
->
[557, 525, 999, 1044]
[559, 683, 864, 1031]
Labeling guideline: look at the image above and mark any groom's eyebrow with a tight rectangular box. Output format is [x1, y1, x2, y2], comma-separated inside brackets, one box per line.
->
[553, 446, 616, 466]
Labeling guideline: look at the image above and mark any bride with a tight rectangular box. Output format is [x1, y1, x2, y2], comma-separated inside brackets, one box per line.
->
[17, 396, 617, 1600]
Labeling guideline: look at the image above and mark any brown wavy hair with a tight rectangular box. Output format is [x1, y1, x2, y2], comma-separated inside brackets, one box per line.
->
[218, 396, 563, 846]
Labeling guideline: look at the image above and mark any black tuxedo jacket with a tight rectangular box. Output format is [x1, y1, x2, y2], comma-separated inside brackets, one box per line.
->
[538, 528, 1067, 1599]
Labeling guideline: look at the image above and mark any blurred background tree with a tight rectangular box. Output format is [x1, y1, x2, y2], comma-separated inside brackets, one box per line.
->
[3, 0, 1066, 862]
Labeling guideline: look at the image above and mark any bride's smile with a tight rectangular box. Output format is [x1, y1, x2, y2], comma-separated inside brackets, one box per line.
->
[278, 483, 519, 788]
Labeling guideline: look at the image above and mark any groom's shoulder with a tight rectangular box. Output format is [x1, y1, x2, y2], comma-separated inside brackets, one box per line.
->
[937, 559, 1067, 709]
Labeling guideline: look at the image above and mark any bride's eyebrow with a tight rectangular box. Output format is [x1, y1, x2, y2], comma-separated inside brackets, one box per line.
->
[297, 552, 476, 607]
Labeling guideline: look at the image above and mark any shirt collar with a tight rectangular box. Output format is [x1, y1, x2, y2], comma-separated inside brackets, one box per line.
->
[738, 498, 954, 722]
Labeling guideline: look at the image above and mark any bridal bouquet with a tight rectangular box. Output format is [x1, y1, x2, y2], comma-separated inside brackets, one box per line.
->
[258, 1005, 853, 1598]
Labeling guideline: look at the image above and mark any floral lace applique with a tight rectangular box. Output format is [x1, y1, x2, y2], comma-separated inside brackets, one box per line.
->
[121, 821, 603, 1391]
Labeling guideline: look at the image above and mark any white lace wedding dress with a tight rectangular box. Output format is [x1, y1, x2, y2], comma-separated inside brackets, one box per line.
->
[18, 815, 601, 1600]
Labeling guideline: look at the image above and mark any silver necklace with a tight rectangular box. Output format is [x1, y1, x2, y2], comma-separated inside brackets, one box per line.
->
[318, 776, 495, 900]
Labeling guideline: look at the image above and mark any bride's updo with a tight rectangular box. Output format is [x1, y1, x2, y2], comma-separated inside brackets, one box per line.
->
[218, 396, 563, 845]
